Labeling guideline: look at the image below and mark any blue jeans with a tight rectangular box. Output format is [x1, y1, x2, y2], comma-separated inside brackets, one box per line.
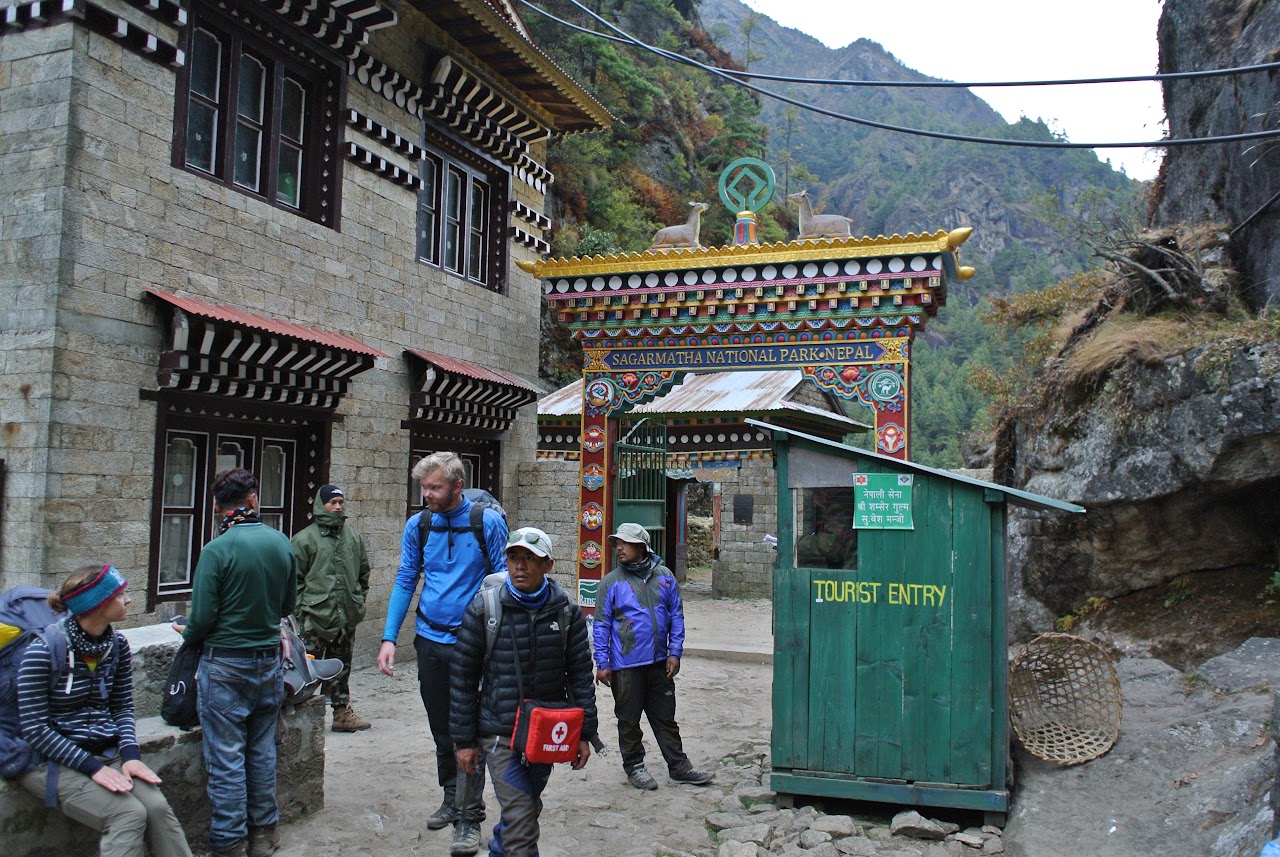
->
[198, 649, 284, 851]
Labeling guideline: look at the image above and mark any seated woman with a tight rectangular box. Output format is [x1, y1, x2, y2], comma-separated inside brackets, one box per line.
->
[16, 564, 192, 857]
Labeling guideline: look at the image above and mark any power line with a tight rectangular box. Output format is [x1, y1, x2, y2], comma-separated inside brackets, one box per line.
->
[521, 0, 1280, 150]
[721, 62, 1280, 90]
[524, 2, 1280, 89]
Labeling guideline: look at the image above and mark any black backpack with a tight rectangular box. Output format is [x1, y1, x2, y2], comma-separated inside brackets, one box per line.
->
[417, 488, 506, 575]
[477, 578, 571, 668]
[160, 640, 201, 731]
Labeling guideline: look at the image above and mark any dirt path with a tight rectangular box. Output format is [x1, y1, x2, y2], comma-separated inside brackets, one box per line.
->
[275, 594, 774, 857]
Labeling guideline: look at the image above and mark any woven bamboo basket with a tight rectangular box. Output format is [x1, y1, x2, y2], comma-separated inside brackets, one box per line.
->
[1009, 633, 1122, 765]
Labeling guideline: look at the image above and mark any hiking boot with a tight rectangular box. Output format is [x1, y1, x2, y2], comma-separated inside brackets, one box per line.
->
[670, 767, 714, 785]
[331, 705, 371, 732]
[199, 841, 247, 857]
[626, 767, 659, 790]
[425, 794, 458, 831]
[247, 825, 279, 857]
[449, 820, 482, 856]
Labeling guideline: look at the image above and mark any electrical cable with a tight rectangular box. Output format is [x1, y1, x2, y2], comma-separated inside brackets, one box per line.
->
[523, 2, 1280, 89]
[520, 0, 1280, 150]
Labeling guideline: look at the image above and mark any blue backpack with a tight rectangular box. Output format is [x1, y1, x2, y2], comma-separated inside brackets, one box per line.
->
[0, 587, 68, 780]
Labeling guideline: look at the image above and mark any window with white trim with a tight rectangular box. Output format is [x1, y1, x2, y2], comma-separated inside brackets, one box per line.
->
[175, 0, 341, 225]
[418, 143, 506, 292]
[153, 421, 300, 600]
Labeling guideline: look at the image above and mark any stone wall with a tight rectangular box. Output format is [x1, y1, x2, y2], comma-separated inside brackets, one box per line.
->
[0, 6, 547, 634]
[0, 622, 327, 855]
[0, 24, 75, 588]
[687, 515, 713, 568]
[517, 458, 581, 594]
[712, 457, 778, 599]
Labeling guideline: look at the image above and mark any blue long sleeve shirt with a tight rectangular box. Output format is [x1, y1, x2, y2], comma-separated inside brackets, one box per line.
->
[382, 497, 509, 645]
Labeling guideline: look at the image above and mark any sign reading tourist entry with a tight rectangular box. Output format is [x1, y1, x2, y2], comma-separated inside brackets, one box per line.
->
[853, 473, 914, 529]
[602, 341, 898, 371]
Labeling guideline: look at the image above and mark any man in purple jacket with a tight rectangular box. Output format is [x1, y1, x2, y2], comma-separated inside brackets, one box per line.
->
[592, 522, 714, 791]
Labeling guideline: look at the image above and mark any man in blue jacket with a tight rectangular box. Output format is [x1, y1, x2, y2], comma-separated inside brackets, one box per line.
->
[593, 523, 713, 790]
[378, 452, 508, 856]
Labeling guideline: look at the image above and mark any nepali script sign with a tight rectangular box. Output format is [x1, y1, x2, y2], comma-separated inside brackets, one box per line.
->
[854, 473, 914, 529]
[601, 341, 899, 371]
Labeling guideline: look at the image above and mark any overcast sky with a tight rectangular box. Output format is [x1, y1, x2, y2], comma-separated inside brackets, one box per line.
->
[738, 0, 1167, 180]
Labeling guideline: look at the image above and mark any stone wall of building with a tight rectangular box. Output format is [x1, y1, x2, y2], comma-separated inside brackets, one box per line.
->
[0, 24, 76, 588]
[518, 458, 581, 594]
[713, 457, 779, 598]
[0, 7, 549, 632]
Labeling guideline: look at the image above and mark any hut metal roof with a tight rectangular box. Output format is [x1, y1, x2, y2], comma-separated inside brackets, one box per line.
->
[747, 419, 1085, 514]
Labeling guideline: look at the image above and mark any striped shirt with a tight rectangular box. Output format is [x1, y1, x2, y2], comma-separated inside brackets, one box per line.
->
[16, 623, 141, 776]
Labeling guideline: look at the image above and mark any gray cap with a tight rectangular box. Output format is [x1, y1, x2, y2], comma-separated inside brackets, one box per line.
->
[607, 522, 650, 546]
[506, 526, 553, 558]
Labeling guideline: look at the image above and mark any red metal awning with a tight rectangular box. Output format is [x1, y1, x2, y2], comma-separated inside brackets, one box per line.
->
[406, 349, 540, 432]
[145, 288, 386, 409]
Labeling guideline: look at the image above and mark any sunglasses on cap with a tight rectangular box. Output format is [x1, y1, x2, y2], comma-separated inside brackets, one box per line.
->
[507, 530, 544, 546]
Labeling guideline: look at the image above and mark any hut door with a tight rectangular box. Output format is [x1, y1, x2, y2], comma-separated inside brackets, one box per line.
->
[613, 418, 667, 557]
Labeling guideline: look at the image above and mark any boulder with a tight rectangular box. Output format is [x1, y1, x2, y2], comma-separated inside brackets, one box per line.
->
[1006, 341, 1280, 634]
[890, 810, 948, 841]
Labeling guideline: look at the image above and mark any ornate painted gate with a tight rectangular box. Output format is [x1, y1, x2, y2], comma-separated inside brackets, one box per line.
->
[517, 160, 974, 608]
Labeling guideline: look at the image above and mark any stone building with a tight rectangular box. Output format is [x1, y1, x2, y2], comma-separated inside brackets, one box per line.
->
[0, 0, 609, 624]
[530, 370, 867, 598]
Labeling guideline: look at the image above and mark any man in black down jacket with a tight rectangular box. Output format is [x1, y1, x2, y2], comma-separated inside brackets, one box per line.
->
[450, 526, 596, 857]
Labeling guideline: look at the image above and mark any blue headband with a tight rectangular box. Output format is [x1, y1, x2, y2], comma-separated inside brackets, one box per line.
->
[64, 564, 127, 616]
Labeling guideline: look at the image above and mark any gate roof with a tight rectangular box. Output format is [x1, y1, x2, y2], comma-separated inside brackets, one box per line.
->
[541, 370, 868, 430]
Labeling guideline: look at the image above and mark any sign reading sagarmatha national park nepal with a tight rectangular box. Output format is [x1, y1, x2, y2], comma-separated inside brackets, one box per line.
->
[600, 341, 899, 371]
[853, 473, 914, 530]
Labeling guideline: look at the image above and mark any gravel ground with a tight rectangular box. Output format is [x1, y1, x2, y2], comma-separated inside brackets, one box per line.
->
[272, 593, 776, 857]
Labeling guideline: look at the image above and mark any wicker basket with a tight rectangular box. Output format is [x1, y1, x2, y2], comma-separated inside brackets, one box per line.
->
[1009, 633, 1122, 765]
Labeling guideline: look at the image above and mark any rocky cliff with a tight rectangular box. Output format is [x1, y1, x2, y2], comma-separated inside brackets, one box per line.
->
[1005, 0, 1280, 642]
[1006, 339, 1280, 635]
[1153, 0, 1280, 310]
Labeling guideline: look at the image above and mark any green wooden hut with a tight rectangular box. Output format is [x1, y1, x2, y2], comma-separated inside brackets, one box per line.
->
[750, 421, 1085, 822]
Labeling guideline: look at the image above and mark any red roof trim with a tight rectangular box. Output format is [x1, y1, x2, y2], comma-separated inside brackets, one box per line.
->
[408, 349, 541, 394]
[144, 288, 388, 358]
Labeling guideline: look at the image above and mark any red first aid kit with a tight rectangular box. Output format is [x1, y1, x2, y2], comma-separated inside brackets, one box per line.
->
[511, 699, 584, 764]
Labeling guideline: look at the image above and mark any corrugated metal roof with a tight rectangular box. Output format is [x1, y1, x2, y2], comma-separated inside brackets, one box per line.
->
[747, 419, 1086, 514]
[144, 288, 388, 358]
[408, 349, 542, 394]
[538, 370, 867, 429]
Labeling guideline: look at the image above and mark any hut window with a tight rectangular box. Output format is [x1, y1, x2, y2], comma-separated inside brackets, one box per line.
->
[793, 487, 857, 569]
[417, 139, 507, 293]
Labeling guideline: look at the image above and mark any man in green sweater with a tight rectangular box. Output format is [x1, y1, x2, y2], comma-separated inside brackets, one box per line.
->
[181, 468, 296, 857]
[291, 483, 372, 732]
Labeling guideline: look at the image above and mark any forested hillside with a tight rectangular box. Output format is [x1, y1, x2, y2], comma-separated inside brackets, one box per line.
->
[530, 0, 1143, 466]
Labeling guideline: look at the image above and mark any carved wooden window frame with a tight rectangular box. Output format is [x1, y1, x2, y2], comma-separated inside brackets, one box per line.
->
[147, 396, 327, 607]
[417, 127, 508, 293]
[172, 0, 344, 227]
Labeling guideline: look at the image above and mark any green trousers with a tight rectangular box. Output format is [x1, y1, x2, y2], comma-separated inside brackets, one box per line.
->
[19, 757, 192, 857]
